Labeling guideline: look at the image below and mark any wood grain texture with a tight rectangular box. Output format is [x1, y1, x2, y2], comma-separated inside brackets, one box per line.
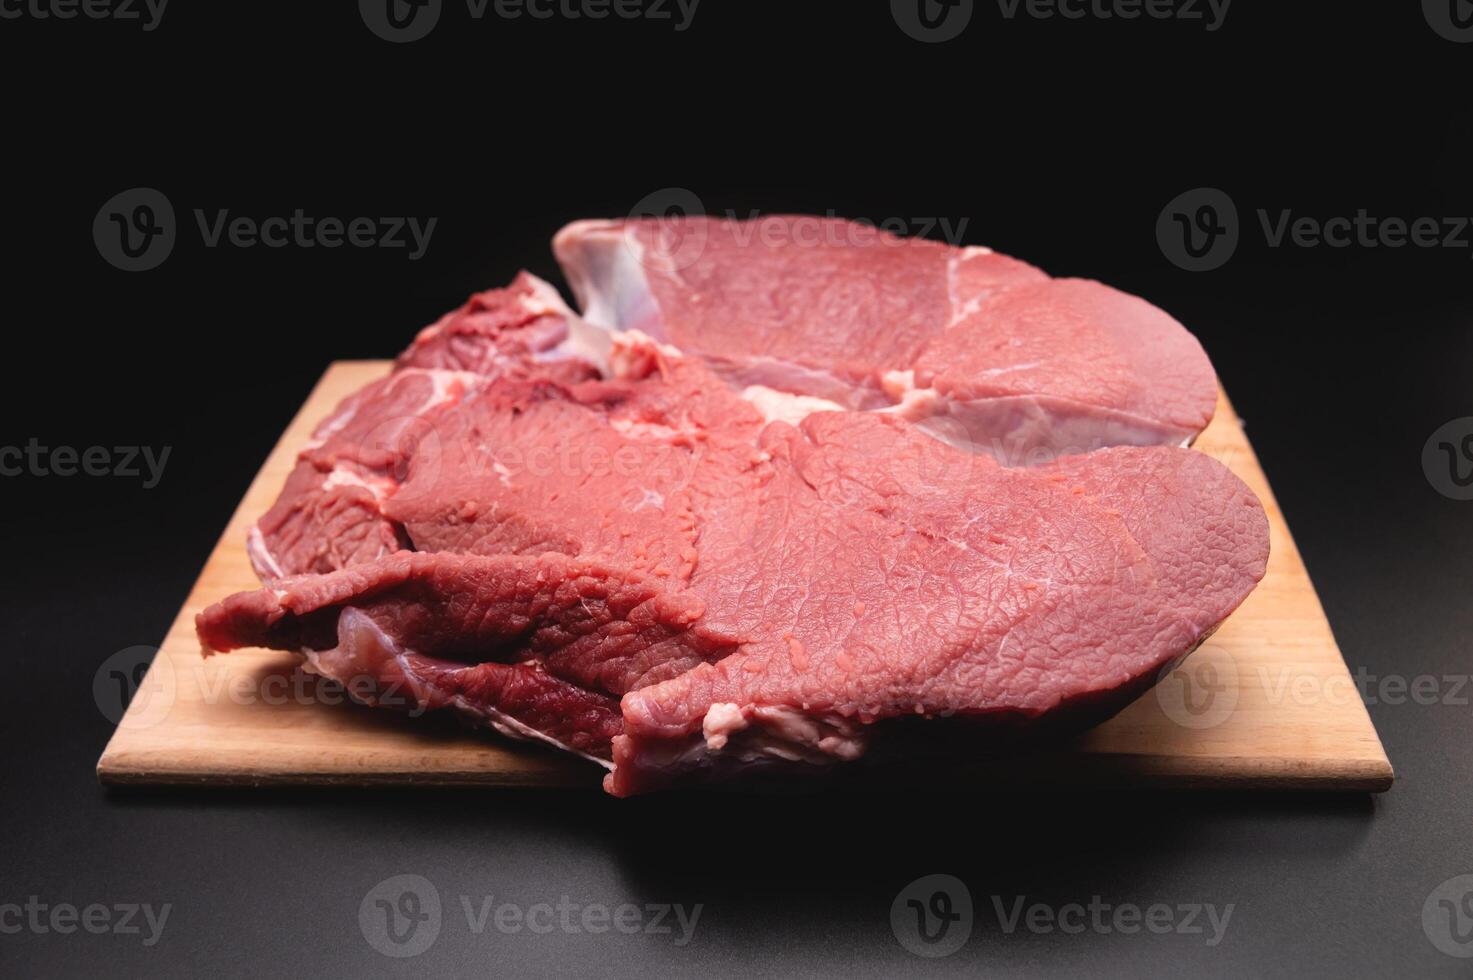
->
[97, 361, 1394, 791]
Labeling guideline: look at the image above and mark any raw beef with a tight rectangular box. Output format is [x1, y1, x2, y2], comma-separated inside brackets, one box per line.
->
[555, 215, 1219, 458]
[248, 273, 600, 582]
[200, 307, 1269, 794]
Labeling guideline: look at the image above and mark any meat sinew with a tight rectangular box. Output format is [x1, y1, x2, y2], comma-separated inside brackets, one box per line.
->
[198, 220, 1268, 795]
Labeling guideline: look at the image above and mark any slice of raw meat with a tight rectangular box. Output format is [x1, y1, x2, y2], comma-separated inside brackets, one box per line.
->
[200, 335, 1269, 795]
[248, 368, 480, 580]
[197, 552, 737, 762]
[611, 418, 1267, 794]
[396, 270, 601, 384]
[249, 273, 601, 581]
[554, 215, 1219, 457]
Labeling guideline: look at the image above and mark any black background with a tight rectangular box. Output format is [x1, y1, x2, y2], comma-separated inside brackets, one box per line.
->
[3, 1, 1471, 976]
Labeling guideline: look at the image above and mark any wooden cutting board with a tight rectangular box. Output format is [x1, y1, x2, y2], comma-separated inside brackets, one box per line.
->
[96, 361, 1393, 791]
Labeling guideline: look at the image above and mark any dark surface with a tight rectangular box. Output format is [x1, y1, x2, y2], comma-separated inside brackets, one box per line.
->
[2, 3, 1471, 977]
